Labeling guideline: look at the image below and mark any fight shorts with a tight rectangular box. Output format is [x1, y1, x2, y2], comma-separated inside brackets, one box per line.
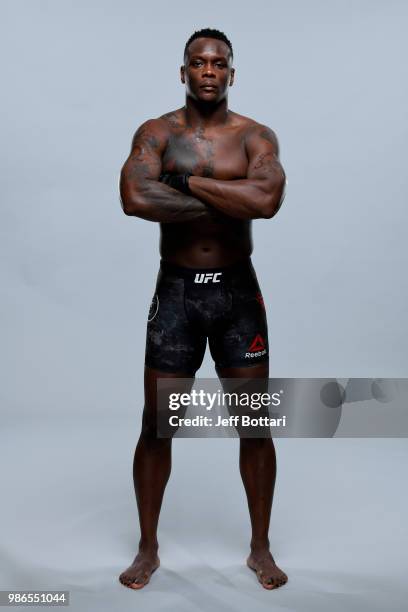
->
[144, 258, 269, 375]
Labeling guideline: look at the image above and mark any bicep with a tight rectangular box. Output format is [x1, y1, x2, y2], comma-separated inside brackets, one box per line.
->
[245, 125, 285, 183]
[120, 120, 166, 192]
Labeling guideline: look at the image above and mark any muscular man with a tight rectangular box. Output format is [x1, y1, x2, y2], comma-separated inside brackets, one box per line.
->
[118, 28, 287, 590]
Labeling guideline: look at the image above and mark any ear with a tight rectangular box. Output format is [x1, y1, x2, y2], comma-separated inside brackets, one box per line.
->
[229, 67, 235, 86]
[180, 65, 185, 84]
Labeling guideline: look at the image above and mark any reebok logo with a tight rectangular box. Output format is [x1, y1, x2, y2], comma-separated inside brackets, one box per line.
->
[245, 334, 267, 358]
[194, 272, 222, 284]
[248, 334, 265, 352]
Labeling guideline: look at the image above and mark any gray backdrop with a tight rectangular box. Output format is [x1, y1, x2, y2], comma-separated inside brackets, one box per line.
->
[1, 1, 407, 611]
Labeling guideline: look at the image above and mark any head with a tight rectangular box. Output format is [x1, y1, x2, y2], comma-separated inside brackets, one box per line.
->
[181, 28, 235, 103]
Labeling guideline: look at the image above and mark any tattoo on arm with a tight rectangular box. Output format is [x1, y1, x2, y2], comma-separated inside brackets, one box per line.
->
[246, 125, 284, 180]
[123, 126, 162, 180]
[253, 152, 280, 171]
[260, 128, 279, 149]
[121, 122, 214, 223]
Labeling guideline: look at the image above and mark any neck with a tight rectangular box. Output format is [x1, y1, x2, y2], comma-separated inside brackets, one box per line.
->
[184, 96, 229, 128]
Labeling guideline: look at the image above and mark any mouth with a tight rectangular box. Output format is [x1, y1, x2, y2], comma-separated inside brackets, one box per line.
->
[200, 84, 217, 92]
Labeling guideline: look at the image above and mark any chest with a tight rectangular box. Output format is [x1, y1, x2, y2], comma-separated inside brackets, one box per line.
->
[161, 128, 249, 180]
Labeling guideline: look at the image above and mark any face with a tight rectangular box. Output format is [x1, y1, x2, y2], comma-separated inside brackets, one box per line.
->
[181, 37, 235, 103]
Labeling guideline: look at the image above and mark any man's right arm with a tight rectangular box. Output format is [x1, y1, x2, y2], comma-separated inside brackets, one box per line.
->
[119, 118, 212, 223]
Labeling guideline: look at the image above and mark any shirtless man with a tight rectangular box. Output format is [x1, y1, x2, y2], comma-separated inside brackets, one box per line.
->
[118, 28, 287, 590]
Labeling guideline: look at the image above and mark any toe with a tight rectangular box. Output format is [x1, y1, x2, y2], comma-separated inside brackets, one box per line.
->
[130, 572, 149, 589]
[260, 571, 287, 589]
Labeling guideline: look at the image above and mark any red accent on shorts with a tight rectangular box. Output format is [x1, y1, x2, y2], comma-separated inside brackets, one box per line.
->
[256, 293, 265, 309]
[248, 334, 265, 352]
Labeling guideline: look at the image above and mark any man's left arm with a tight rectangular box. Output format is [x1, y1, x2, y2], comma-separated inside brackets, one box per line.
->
[188, 124, 287, 220]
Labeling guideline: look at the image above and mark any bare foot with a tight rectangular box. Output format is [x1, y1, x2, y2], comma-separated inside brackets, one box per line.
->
[119, 551, 160, 589]
[247, 550, 288, 590]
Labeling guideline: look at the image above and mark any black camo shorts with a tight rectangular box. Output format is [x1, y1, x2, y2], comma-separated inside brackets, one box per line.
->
[144, 258, 269, 375]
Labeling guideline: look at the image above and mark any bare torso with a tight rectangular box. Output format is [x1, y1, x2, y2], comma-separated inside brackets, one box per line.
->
[159, 107, 256, 267]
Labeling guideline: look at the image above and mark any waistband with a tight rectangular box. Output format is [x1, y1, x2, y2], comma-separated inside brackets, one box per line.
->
[159, 257, 253, 281]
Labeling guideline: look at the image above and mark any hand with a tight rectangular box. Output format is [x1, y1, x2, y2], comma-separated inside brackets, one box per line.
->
[158, 173, 192, 195]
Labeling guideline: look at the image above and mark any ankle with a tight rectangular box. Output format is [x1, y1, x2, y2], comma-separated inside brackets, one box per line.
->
[250, 538, 270, 554]
[138, 540, 159, 555]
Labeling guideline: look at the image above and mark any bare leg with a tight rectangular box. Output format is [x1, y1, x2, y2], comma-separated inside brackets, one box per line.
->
[217, 362, 288, 590]
[119, 366, 193, 589]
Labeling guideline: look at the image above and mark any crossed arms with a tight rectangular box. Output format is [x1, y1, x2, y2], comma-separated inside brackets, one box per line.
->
[119, 118, 286, 223]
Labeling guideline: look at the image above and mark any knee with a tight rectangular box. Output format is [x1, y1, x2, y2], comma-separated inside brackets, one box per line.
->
[140, 409, 159, 440]
[139, 408, 174, 445]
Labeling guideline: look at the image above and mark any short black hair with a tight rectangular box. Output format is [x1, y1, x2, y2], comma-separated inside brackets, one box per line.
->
[184, 28, 233, 62]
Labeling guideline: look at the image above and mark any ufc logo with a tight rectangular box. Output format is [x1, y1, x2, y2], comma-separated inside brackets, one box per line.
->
[194, 272, 222, 284]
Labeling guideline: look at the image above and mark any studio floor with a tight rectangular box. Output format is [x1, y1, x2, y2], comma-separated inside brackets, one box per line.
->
[1, 415, 407, 612]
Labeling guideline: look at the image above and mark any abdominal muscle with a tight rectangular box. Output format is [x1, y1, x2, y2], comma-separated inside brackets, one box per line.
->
[160, 217, 253, 268]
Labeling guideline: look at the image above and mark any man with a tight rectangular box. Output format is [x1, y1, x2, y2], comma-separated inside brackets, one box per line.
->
[118, 28, 287, 590]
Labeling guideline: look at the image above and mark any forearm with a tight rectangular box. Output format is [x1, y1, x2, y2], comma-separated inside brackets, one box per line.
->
[188, 175, 286, 220]
[121, 178, 216, 223]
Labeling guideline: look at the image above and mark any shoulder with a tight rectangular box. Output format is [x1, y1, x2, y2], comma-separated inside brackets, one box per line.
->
[159, 107, 186, 129]
[245, 121, 279, 154]
[130, 115, 171, 151]
[130, 107, 186, 146]
[228, 112, 280, 153]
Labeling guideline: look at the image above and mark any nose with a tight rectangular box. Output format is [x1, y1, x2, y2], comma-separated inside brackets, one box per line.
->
[202, 62, 216, 77]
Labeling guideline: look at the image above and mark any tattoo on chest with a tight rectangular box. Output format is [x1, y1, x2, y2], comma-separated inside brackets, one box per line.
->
[164, 130, 215, 178]
[162, 112, 183, 129]
[195, 125, 205, 141]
